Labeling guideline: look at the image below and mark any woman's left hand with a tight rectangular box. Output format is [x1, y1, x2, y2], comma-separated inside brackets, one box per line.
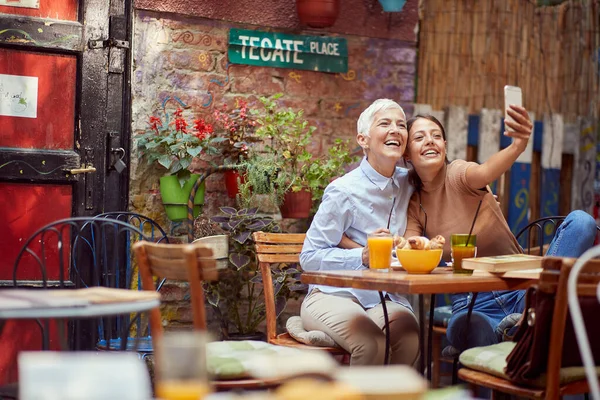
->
[505, 105, 533, 152]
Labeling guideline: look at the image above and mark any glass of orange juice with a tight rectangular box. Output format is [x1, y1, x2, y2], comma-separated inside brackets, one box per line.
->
[367, 232, 393, 272]
[451, 234, 477, 275]
[155, 331, 212, 400]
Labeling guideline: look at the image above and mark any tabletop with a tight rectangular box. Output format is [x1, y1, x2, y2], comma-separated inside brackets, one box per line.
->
[0, 287, 161, 319]
[300, 267, 538, 294]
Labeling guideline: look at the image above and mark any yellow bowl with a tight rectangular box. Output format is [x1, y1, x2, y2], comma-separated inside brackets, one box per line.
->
[395, 249, 443, 274]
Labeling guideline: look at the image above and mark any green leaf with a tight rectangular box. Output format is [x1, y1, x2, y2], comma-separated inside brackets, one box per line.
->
[145, 141, 160, 149]
[158, 155, 171, 169]
[179, 158, 191, 170]
[187, 147, 202, 157]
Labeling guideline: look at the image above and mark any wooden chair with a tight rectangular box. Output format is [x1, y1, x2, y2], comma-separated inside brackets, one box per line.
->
[253, 232, 348, 357]
[458, 256, 600, 399]
[431, 216, 598, 388]
[133, 241, 281, 391]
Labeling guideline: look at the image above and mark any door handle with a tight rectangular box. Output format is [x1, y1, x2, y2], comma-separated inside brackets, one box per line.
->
[68, 164, 96, 175]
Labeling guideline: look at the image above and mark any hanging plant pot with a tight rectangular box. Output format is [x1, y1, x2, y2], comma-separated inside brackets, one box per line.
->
[279, 189, 312, 219]
[378, 0, 407, 12]
[159, 174, 205, 222]
[296, 0, 340, 28]
[224, 170, 245, 199]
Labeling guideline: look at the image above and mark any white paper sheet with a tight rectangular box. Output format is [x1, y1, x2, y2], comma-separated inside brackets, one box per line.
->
[0, 0, 39, 9]
[0, 73, 38, 118]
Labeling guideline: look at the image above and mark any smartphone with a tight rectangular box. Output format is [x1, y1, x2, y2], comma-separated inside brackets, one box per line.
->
[504, 85, 523, 132]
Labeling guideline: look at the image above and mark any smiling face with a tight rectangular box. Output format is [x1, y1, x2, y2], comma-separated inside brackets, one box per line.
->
[405, 117, 447, 174]
[357, 107, 407, 176]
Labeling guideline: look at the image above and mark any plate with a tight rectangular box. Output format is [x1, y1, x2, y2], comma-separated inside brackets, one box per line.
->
[390, 260, 404, 271]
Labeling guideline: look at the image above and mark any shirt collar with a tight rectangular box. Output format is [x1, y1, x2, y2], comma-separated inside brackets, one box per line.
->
[359, 157, 406, 191]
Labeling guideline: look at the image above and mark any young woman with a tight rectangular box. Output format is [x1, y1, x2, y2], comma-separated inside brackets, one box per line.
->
[300, 99, 419, 365]
[403, 109, 597, 350]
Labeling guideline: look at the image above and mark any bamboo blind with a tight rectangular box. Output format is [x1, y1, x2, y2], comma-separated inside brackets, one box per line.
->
[416, 0, 600, 121]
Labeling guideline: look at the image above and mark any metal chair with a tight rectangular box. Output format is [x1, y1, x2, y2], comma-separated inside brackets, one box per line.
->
[93, 212, 169, 356]
[568, 245, 600, 399]
[515, 216, 567, 255]
[13, 217, 152, 352]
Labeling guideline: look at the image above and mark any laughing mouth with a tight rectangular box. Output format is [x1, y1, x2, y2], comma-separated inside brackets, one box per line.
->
[385, 140, 402, 147]
[422, 150, 439, 156]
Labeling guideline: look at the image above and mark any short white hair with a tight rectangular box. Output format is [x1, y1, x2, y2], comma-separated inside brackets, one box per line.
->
[356, 99, 406, 138]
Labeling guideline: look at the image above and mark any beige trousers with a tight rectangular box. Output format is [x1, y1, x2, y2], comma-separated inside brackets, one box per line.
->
[301, 289, 420, 366]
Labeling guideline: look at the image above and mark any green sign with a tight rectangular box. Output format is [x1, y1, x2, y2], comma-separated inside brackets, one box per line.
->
[228, 29, 348, 73]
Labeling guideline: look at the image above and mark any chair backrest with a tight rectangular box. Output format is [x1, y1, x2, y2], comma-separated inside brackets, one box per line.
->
[95, 212, 169, 244]
[13, 217, 148, 289]
[95, 212, 169, 291]
[13, 217, 150, 350]
[515, 216, 566, 256]
[94, 212, 171, 341]
[252, 231, 306, 342]
[537, 256, 600, 398]
[133, 241, 217, 340]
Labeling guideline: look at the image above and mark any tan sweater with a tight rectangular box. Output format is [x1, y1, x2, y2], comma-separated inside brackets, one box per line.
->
[405, 160, 522, 262]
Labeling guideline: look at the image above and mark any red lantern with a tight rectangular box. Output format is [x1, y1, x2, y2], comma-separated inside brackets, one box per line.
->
[296, 0, 340, 29]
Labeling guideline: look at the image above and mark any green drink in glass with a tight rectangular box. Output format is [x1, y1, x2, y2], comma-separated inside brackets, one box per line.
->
[451, 234, 477, 275]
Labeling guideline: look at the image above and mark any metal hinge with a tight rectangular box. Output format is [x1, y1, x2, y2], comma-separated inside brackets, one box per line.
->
[88, 38, 130, 49]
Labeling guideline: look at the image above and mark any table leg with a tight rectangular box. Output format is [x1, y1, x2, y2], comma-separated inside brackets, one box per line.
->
[419, 294, 425, 375]
[378, 291, 390, 366]
[427, 294, 436, 381]
[120, 318, 130, 351]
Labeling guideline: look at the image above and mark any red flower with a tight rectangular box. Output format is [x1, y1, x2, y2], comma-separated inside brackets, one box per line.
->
[175, 117, 188, 133]
[193, 118, 213, 140]
[148, 116, 162, 134]
[172, 108, 188, 133]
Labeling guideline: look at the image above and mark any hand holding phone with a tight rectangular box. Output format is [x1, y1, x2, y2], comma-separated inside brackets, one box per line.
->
[504, 85, 523, 133]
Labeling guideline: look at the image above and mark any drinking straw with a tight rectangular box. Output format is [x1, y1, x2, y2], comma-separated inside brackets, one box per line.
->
[386, 197, 396, 230]
[466, 199, 482, 246]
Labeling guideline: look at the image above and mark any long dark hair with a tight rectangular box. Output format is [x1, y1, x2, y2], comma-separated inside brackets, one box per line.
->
[406, 114, 450, 192]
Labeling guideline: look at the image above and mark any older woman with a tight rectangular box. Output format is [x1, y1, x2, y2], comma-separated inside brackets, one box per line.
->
[403, 108, 597, 350]
[300, 99, 419, 366]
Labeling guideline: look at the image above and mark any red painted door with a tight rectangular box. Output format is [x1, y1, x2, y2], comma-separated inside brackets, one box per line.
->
[0, 0, 130, 384]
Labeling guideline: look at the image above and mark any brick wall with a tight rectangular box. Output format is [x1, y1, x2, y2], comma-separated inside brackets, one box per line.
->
[130, 5, 418, 335]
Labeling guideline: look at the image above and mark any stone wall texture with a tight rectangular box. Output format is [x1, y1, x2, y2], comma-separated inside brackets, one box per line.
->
[130, 3, 418, 334]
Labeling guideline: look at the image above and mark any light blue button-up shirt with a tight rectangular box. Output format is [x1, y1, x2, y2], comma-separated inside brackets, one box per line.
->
[300, 157, 415, 309]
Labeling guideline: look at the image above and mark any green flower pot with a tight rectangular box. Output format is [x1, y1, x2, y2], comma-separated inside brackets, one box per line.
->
[159, 174, 205, 222]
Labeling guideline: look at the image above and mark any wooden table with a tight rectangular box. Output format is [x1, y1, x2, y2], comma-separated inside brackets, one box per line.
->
[301, 267, 537, 378]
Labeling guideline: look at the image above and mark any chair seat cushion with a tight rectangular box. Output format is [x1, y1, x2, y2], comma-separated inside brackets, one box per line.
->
[206, 340, 302, 380]
[459, 341, 600, 387]
[433, 305, 453, 327]
[285, 316, 337, 348]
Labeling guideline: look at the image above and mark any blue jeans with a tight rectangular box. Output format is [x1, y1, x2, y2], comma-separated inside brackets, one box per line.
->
[447, 210, 597, 351]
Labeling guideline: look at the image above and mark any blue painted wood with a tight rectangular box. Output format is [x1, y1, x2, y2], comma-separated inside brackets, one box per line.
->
[500, 118, 512, 149]
[533, 120, 543, 153]
[541, 168, 561, 243]
[467, 114, 479, 147]
[508, 162, 531, 248]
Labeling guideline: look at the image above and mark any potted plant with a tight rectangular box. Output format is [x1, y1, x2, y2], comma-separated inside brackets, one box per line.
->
[238, 94, 316, 218]
[239, 95, 357, 218]
[212, 99, 262, 198]
[136, 107, 219, 221]
[205, 207, 305, 339]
